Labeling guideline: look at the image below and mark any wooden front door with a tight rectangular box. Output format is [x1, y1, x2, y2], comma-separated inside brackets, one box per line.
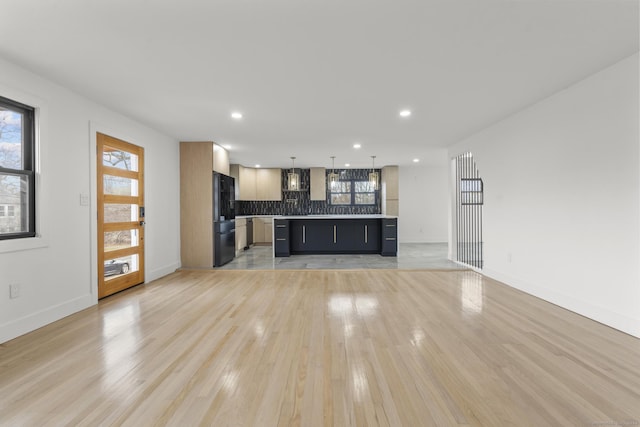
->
[97, 133, 145, 298]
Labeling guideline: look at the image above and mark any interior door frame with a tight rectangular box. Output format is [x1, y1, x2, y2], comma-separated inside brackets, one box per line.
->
[89, 124, 145, 301]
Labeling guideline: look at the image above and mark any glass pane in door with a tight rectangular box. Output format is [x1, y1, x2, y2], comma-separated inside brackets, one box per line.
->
[104, 254, 138, 279]
[104, 229, 139, 251]
[102, 147, 139, 171]
[104, 204, 138, 223]
[103, 175, 139, 196]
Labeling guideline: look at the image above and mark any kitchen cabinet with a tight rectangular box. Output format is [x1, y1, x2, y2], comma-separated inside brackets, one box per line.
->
[310, 167, 326, 201]
[264, 221, 273, 243]
[213, 144, 230, 175]
[274, 219, 290, 256]
[230, 164, 281, 201]
[256, 168, 282, 201]
[338, 219, 380, 252]
[290, 220, 334, 253]
[287, 218, 386, 255]
[238, 165, 257, 200]
[235, 218, 247, 256]
[382, 166, 399, 216]
[381, 217, 398, 256]
[253, 216, 264, 242]
[252, 217, 274, 243]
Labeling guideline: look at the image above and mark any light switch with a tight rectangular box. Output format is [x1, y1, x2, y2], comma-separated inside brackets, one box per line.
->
[80, 193, 90, 206]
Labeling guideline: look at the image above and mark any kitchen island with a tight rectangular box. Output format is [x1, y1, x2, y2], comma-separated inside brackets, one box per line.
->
[272, 215, 397, 257]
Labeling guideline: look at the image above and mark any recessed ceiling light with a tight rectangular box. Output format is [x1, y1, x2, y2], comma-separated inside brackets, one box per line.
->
[255, 164, 261, 168]
[413, 158, 420, 163]
[345, 163, 350, 167]
[399, 109, 412, 118]
[231, 112, 243, 119]
[353, 143, 361, 149]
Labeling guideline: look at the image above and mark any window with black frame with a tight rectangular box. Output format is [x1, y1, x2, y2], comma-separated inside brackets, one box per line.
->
[0, 95, 36, 239]
[460, 178, 483, 205]
[329, 178, 377, 206]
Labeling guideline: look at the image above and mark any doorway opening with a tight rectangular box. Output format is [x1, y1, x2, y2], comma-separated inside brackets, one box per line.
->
[452, 152, 483, 269]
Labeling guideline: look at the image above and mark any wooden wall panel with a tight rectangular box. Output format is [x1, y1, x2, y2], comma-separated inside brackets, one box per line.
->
[180, 142, 214, 268]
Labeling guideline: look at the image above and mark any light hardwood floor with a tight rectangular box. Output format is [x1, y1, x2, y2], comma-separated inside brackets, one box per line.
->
[1, 270, 639, 426]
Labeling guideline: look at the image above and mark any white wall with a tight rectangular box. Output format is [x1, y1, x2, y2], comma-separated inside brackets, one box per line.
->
[399, 153, 449, 243]
[0, 57, 181, 343]
[449, 53, 639, 337]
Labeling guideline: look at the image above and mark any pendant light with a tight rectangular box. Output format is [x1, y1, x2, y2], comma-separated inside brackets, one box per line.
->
[328, 156, 339, 190]
[369, 155, 379, 190]
[288, 156, 300, 191]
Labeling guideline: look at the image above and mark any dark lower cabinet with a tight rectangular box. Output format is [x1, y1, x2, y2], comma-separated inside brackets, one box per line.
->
[381, 218, 398, 256]
[274, 219, 290, 257]
[287, 218, 386, 255]
[335, 220, 380, 253]
[361, 219, 381, 253]
[289, 222, 305, 253]
[290, 220, 334, 253]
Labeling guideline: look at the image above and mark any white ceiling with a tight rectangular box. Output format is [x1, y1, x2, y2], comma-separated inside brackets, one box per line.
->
[0, 0, 637, 168]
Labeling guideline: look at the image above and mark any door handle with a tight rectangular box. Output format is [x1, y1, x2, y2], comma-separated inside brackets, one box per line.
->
[139, 221, 146, 226]
[333, 225, 337, 243]
[303, 225, 306, 243]
[365, 225, 368, 243]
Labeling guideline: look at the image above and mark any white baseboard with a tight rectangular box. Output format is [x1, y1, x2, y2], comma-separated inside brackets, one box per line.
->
[147, 261, 181, 282]
[1, 261, 181, 344]
[482, 268, 640, 339]
[0, 294, 95, 344]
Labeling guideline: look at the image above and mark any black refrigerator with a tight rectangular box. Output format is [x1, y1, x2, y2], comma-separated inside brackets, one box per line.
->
[213, 172, 236, 267]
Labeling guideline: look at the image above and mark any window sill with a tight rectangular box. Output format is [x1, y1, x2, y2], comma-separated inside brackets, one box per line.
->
[0, 235, 49, 254]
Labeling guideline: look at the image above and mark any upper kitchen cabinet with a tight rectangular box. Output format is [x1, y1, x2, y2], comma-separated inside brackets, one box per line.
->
[239, 165, 257, 200]
[213, 144, 230, 175]
[230, 164, 281, 201]
[310, 167, 326, 201]
[256, 168, 282, 200]
[382, 165, 399, 216]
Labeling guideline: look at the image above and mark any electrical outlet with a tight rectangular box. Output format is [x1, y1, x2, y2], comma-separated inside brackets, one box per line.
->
[9, 283, 20, 299]
[79, 193, 90, 206]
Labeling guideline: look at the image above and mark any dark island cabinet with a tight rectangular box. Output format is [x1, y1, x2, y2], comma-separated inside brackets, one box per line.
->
[286, 218, 389, 256]
[362, 219, 381, 252]
[274, 219, 290, 257]
[381, 218, 398, 256]
[335, 219, 380, 253]
[290, 219, 334, 253]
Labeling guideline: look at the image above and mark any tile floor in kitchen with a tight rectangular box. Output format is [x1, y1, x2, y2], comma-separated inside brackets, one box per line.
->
[219, 243, 466, 270]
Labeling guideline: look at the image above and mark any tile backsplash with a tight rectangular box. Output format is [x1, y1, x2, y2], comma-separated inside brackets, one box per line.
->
[237, 168, 381, 216]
